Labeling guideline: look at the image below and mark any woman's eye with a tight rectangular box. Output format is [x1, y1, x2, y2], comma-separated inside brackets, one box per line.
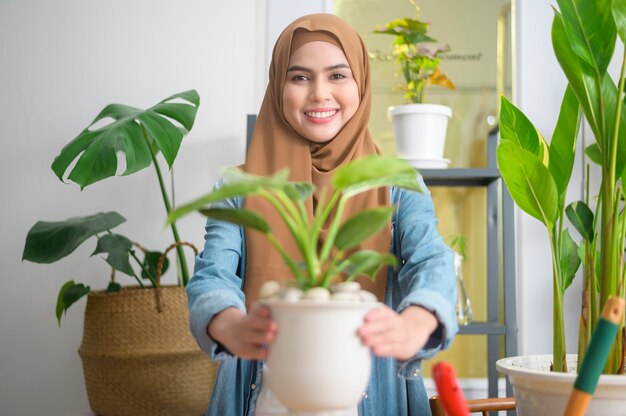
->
[331, 73, 347, 80]
[291, 75, 309, 82]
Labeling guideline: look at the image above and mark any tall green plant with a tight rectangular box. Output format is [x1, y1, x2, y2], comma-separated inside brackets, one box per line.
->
[23, 90, 199, 322]
[168, 156, 422, 290]
[497, 0, 626, 374]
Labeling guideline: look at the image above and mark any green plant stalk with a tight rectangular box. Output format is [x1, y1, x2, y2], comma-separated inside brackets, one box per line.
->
[550, 227, 567, 372]
[321, 249, 347, 287]
[140, 125, 190, 286]
[129, 250, 152, 287]
[260, 190, 316, 283]
[265, 232, 307, 284]
[318, 195, 349, 266]
[600, 49, 626, 373]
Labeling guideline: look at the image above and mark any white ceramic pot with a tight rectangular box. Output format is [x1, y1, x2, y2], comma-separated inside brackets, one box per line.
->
[263, 299, 379, 412]
[497, 354, 626, 415]
[388, 103, 452, 169]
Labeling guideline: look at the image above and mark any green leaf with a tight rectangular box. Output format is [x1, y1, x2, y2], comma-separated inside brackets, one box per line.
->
[92, 234, 134, 276]
[552, 9, 602, 139]
[331, 155, 421, 195]
[549, 85, 581, 200]
[566, 200, 595, 241]
[106, 282, 121, 293]
[614, 0, 626, 43]
[497, 141, 559, 228]
[199, 207, 270, 233]
[556, 0, 616, 75]
[23, 212, 126, 264]
[341, 250, 398, 282]
[51, 90, 199, 189]
[167, 181, 262, 224]
[334, 207, 395, 251]
[282, 182, 314, 201]
[560, 229, 581, 293]
[142, 250, 169, 282]
[585, 143, 602, 164]
[56, 280, 90, 325]
[500, 96, 545, 160]
[598, 73, 626, 177]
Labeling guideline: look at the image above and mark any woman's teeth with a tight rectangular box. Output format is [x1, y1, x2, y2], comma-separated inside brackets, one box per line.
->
[305, 110, 337, 119]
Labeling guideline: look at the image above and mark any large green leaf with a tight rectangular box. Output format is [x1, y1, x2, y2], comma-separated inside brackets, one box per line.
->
[566, 200, 595, 241]
[51, 90, 199, 189]
[552, 9, 602, 139]
[334, 207, 395, 251]
[199, 207, 270, 233]
[497, 141, 559, 228]
[23, 212, 126, 264]
[92, 233, 134, 276]
[549, 85, 581, 200]
[500, 96, 546, 160]
[556, 0, 616, 75]
[167, 181, 262, 224]
[331, 155, 421, 195]
[341, 250, 398, 282]
[615, 0, 626, 43]
[560, 229, 581, 292]
[56, 280, 90, 325]
[598, 73, 626, 177]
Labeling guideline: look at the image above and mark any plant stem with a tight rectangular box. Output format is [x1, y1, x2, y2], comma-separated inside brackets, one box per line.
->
[129, 250, 152, 287]
[319, 195, 348, 266]
[266, 233, 306, 284]
[550, 228, 567, 372]
[140, 125, 190, 286]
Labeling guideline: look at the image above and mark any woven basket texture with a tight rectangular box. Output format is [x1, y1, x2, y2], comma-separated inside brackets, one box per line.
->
[78, 286, 218, 416]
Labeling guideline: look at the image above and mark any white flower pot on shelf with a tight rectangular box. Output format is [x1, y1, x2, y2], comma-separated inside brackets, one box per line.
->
[497, 354, 626, 415]
[388, 103, 452, 169]
[263, 299, 379, 412]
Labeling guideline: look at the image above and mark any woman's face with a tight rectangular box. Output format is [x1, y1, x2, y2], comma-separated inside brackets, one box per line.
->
[282, 41, 360, 143]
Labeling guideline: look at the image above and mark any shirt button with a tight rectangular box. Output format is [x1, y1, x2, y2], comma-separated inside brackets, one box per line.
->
[251, 384, 256, 390]
[362, 392, 368, 399]
[412, 369, 420, 377]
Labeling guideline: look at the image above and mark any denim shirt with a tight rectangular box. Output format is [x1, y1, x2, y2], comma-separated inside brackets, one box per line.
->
[187, 174, 458, 416]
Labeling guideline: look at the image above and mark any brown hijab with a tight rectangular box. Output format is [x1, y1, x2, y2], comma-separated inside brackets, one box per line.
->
[243, 13, 390, 306]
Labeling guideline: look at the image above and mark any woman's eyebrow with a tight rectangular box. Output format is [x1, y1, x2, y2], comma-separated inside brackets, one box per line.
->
[286, 63, 351, 72]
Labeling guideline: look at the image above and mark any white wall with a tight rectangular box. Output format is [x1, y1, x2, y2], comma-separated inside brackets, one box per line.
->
[0, 1, 259, 414]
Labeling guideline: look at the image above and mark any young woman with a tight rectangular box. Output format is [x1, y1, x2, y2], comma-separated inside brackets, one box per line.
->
[187, 13, 458, 416]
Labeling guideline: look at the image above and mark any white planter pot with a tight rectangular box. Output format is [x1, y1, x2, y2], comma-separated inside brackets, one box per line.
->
[263, 299, 379, 412]
[388, 103, 452, 169]
[497, 354, 626, 415]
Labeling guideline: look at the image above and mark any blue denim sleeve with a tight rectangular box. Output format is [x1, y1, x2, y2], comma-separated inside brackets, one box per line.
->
[186, 178, 246, 361]
[393, 176, 458, 376]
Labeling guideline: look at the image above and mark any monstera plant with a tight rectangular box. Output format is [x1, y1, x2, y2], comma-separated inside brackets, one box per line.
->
[23, 90, 199, 322]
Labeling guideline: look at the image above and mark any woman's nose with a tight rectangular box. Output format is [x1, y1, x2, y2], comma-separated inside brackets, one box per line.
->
[309, 80, 331, 102]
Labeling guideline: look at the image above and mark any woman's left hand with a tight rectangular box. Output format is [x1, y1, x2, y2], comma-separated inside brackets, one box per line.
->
[357, 305, 439, 361]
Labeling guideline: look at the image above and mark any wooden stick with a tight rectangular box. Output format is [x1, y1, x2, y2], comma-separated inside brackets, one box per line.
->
[563, 296, 625, 416]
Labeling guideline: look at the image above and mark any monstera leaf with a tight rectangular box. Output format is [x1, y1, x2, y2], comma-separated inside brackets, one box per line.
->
[51, 90, 199, 189]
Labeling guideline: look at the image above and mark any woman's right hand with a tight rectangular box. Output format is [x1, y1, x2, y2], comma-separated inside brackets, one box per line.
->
[207, 303, 278, 360]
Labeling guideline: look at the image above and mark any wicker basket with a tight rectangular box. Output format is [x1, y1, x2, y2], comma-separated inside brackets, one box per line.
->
[78, 243, 218, 415]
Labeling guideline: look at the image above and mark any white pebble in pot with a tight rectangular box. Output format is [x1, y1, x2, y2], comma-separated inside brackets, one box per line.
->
[282, 287, 304, 302]
[331, 281, 361, 293]
[258, 280, 281, 299]
[358, 290, 377, 302]
[302, 287, 331, 301]
[331, 291, 360, 302]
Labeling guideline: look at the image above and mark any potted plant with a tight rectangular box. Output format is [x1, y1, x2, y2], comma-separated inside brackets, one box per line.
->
[373, 1, 455, 169]
[22, 90, 218, 416]
[167, 155, 422, 412]
[494, 1, 626, 414]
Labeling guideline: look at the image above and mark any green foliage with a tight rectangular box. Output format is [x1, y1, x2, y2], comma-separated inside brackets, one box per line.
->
[373, 5, 454, 103]
[169, 155, 420, 290]
[498, 0, 626, 373]
[23, 91, 200, 324]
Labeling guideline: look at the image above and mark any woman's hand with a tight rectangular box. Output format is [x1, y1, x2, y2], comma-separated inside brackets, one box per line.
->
[207, 303, 278, 360]
[357, 305, 438, 361]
